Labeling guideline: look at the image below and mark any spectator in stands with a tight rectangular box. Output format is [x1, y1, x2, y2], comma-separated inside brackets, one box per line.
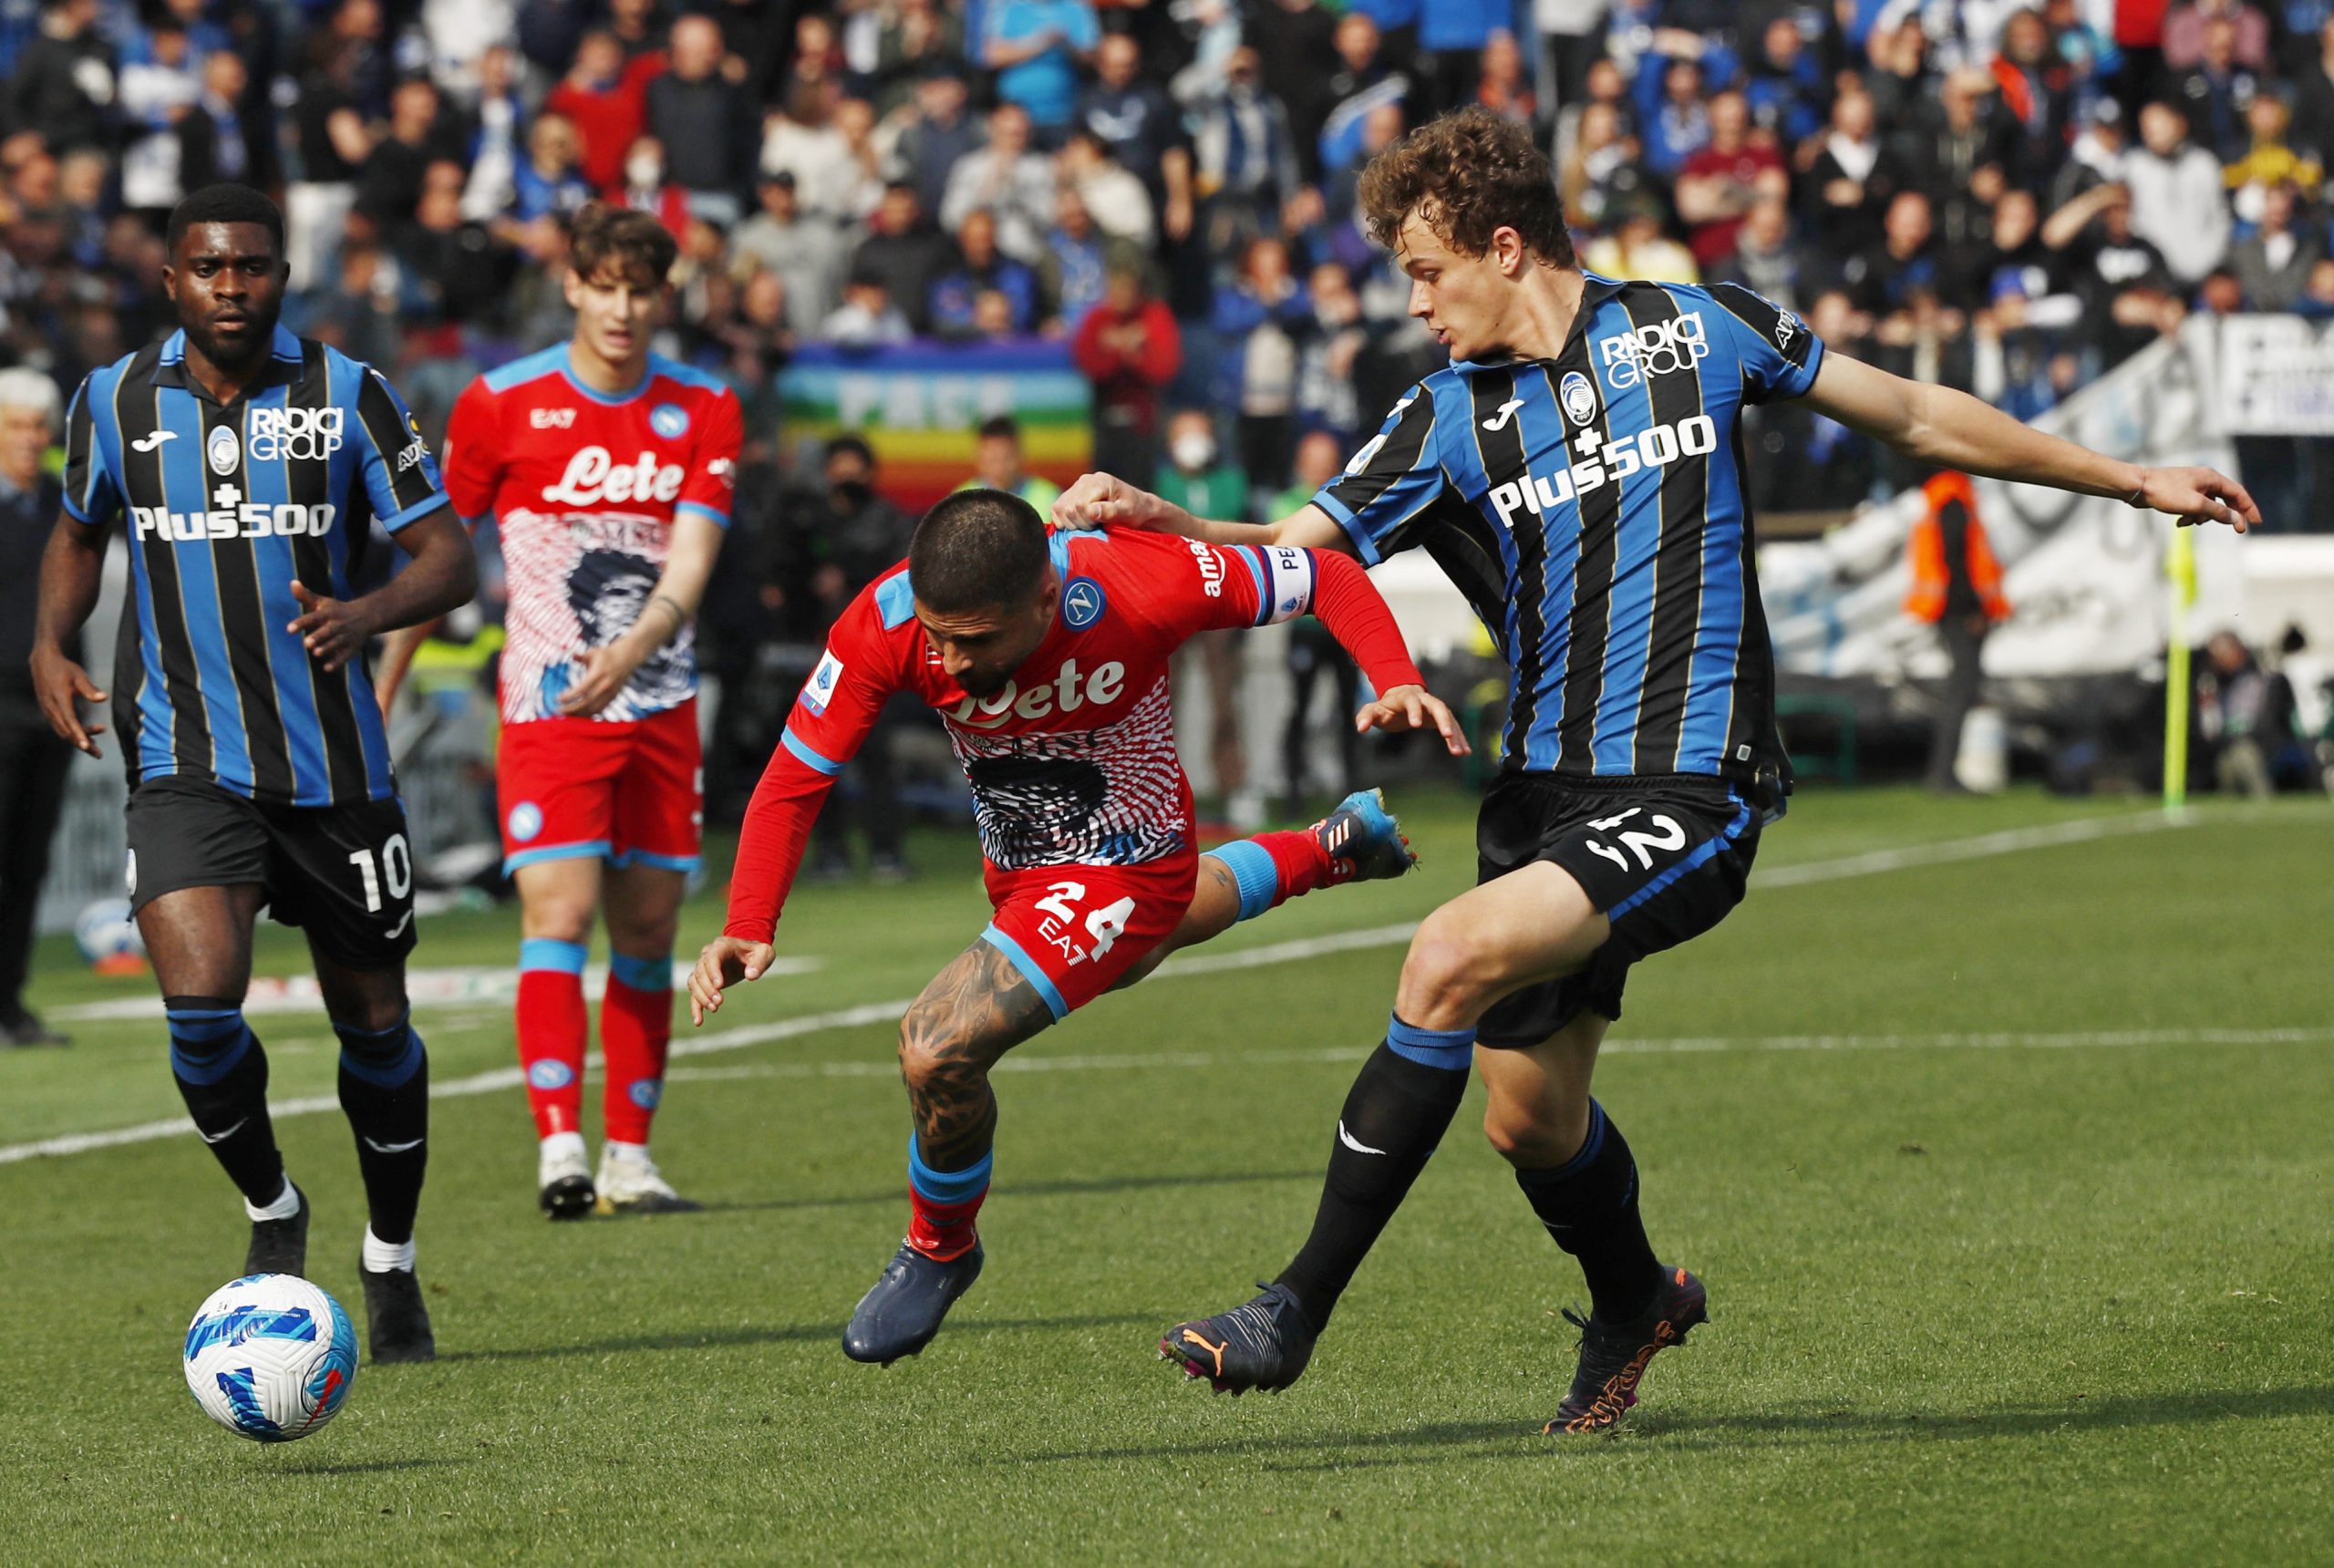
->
[645, 13, 756, 226]
[397, 158, 517, 326]
[1904, 470, 2011, 795]
[1037, 184, 1138, 334]
[460, 46, 528, 224]
[1475, 30, 1534, 125]
[1415, 0, 1505, 120]
[2230, 181, 2323, 309]
[611, 134, 692, 240]
[607, 0, 668, 65]
[824, 270, 914, 346]
[889, 63, 983, 222]
[1057, 127, 1157, 249]
[1907, 69, 2013, 255]
[2162, 0, 2271, 73]
[1295, 260, 1368, 443]
[1744, 13, 1827, 145]
[2292, 16, 2334, 160]
[956, 415, 1062, 511]
[178, 46, 269, 201]
[2126, 99, 2234, 284]
[1154, 406, 1255, 819]
[851, 181, 954, 333]
[543, 29, 647, 194]
[285, 37, 373, 287]
[930, 209, 1039, 336]
[504, 113, 593, 229]
[1991, 5, 2076, 192]
[0, 366, 72, 1047]
[941, 102, 1058, 263]
[1321, 13, 1410, 177]
[871, 0, 963, 113]
[2197, 631, 2292, 797]
[356, 76, 462, 229]
[1073, 262, 1181, 484]
[1801, 88, 1908, 257]
[1079, 33, 1193, 244]
[2044, 180, 2189, 360]
[732, 171, 846, 340]
[1191, 46, 1305, 261]
[1715, 195, 1817, 311]
[982, 0, 1100, 144]
[1674, 90, 1788, 270]
[1274, 429, 1361, 811]
[118, 15, 201, 221]
[1584, 198, 1699, 284]
[1559, 98, 1647, 233]
[1641, 56, 1712, 182]
[2172, 15, 2263, 162]
[1213, 234, 1308, 494]
[10, 0, 115, 156]
[2225, 94, 2325, 224]
[759, 82, 863, 227]
[2054, 96, 2132, 208]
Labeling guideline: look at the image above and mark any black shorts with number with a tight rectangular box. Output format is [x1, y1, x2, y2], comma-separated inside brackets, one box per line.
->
[1474, 771, 1763, 1047]
[125, 776, 418, 971]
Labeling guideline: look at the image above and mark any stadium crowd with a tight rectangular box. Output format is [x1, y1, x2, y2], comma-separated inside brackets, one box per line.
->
[2, 0, 2330, 827]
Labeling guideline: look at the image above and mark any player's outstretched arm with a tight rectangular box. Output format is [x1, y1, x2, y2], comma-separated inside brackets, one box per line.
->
[687, 935, 777, 1026]
[30, 514, 110, 757]
[290, 504, 479, 673]
[1301, 549, 1472, 756]
[1053, 474, 1354, 553]
[558, 511, 725, 717]
[1800, 351, 2260, 531]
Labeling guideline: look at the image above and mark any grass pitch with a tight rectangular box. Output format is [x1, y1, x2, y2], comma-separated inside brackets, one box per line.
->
[2, 785, 2329, 1564]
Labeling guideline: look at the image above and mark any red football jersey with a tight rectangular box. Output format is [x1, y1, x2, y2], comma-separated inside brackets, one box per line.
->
[444, 346, 743, 724]
[723, 527, 1424, 942]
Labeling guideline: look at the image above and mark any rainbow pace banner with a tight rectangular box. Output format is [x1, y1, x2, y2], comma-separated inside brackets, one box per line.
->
[777, 339, 1093, 509]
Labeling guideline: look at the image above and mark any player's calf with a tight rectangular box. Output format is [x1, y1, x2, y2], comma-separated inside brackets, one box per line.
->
[168, 996, 302, 1269]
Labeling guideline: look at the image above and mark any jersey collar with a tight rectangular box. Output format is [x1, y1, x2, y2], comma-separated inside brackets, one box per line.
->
[1447, 271, 1628, 374]
[560, 344, 654, 406]
[150, 325, 306, 403]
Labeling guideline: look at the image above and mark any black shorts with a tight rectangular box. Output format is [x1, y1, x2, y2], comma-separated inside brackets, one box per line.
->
[124, 776, 418, 971]
[1474, 772, 1761, 1047]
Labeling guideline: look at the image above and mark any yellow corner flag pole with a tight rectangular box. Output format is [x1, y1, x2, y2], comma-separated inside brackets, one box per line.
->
[2164, 524, 2197, 814]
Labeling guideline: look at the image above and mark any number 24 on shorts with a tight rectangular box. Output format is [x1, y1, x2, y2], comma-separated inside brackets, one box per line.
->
[1033, 881, 1135, 967]
[1581, 809, 1686, 874]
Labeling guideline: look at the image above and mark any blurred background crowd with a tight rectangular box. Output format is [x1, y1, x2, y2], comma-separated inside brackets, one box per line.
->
[1, 0, 2329, 858]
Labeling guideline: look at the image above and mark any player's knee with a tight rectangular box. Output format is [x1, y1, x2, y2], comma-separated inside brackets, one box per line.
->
[1481, 1100, 1569, 1166]
[895, 1011, 976, 1096]
[1399, 913, 1498, 1025]
[521, 897, 594, 945]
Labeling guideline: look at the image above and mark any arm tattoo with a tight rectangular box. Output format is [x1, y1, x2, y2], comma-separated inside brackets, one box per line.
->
[898, 941, 1056, 1172]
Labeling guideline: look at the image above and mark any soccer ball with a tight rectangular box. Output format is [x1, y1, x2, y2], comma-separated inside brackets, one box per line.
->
[73, 897, 145, 967]
[183, 1274, 359, 1442]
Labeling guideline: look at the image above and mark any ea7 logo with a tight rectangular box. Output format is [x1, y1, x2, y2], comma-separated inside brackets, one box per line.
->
[530, 407, 577, 428]
[1597, 312, 1709, 389]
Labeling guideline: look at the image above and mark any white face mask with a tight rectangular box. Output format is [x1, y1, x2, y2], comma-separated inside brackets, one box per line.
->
[1172, 432, 1215, 471]
[626, 154, 662, 188]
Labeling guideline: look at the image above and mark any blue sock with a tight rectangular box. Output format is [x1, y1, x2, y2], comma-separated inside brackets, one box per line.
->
[334, 1011, 429, 1246]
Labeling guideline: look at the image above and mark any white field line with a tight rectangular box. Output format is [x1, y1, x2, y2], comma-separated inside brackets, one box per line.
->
[0, 807, 2296, 1166]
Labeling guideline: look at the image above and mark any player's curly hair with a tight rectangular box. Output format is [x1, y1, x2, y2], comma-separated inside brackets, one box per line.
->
[1357, 107, 1575, 268]
[568, 201, 679, 289]
[912, 489, 1049, 613]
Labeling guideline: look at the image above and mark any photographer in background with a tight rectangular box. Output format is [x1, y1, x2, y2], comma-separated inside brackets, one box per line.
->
[0, 368, 74, 1047]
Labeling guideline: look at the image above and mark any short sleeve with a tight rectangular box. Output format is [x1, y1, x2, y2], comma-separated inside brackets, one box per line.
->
[353, 366, 449, 531]
[61, 377, 119, 526]
[1309, 384, 1455, 565]
[1705, 282, 1824, 405]
[676, 387, 744, 529]
[440, 376, 503, 524]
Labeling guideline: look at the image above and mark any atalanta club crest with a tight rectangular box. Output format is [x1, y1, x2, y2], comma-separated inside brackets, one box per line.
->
[1062, 577, 1105, 629]
[1559, 370, 1598, 428]
[207, 424, 240, 475]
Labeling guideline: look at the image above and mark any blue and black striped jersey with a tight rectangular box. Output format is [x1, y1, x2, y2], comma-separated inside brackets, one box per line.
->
[1313, 275, 1822, 796]
[62, 325, 449, 807]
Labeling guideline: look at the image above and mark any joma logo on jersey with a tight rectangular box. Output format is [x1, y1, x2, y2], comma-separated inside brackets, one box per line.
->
[132, 500, 338, 542]
[952, 657, 1126, 728]
[1488, 416, 1719, 530]
[1597, 312, 1709, 389]
[542, 447, 685, 507]
[246, 405, 345, 460]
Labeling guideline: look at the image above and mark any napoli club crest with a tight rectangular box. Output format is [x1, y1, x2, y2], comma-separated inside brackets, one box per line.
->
[1062, 577, 1106, 629]
[1559, 370, 1598, 428]
[649, 403, 690, 439]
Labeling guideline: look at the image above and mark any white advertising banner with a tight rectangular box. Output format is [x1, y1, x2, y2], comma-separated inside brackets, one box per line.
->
[2215, 314, 2334, 436]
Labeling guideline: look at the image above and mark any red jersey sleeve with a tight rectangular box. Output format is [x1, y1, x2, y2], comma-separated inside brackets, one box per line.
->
[1162, 539, 1424, 696]
[721, 590, 904, 942]
[677, 386, 743, 528]
[441, 377, 504, 524]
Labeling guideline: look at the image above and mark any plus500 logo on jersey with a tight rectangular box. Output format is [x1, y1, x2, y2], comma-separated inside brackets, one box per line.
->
[952, 657, 1126, 728]
[542, 447, 686, 507]
[1489, 416, 1719, 531]
[132, 501, 338, 541]
[1597, 312, 1709, 389]
[247, 406, 345, 460]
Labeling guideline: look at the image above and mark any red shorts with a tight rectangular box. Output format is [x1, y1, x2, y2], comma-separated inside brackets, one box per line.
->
[979, 855, 1197, 1021]
[498, 700, 702, 875]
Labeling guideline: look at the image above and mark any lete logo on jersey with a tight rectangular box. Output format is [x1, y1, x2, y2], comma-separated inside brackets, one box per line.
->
[951, 657, 1126, 728]
[542, 447, 685, 506]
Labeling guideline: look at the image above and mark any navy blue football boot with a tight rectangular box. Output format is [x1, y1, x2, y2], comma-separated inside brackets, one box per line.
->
[1159, 1282, 1318, 1395]
[842, 1241, 985, 1366]
[1544, 1264, 1709, 1434]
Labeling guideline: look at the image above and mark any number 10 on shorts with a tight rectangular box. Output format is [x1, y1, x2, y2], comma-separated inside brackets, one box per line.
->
[348, 833, 413, 913]
[1033, 881, 1134, 967]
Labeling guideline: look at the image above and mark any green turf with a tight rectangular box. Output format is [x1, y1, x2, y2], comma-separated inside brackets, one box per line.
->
[3, 786, 2329, 1564]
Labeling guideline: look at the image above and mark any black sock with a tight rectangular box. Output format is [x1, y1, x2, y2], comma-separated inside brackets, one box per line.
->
[1274, 1017, 1474, 1331]
[335, 1012, 429, 1247]
[167, 996, 284, 1206]
[1513, 1099, 1663, 1323]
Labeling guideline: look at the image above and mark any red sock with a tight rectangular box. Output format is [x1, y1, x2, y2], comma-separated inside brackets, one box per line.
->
[907, 1189, 987, 1261]
[515, 940, 589, 1139]
[601, 958, 674, 1145]
[1255, 827, 1338, 898]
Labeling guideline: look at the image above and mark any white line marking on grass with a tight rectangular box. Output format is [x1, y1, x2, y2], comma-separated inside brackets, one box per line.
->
[4, 809, 2295, 1165]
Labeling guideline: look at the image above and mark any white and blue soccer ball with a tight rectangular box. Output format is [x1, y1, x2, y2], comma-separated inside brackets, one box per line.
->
[73, 897, 144, 964]
[183, 1274, 359, 1442]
